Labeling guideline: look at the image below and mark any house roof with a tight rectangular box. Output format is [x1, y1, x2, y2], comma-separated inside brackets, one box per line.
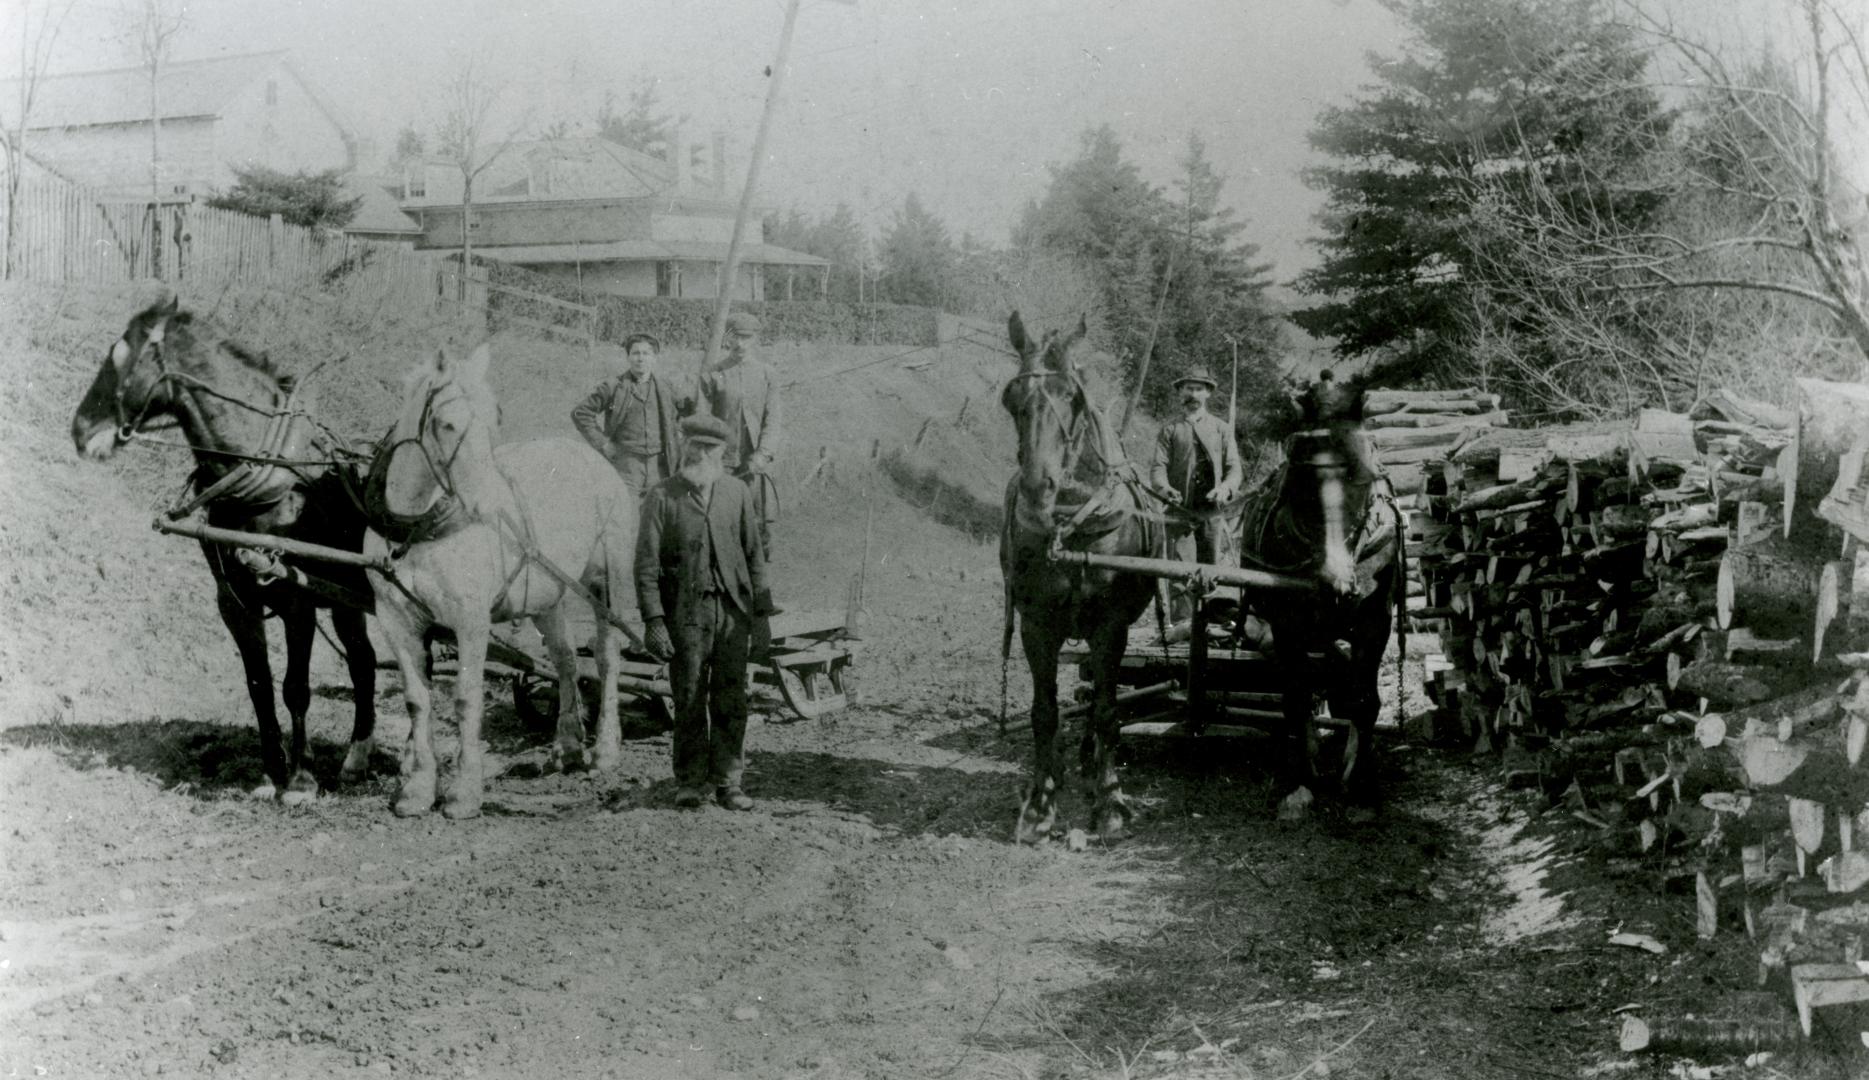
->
[341, 177, 422, 236]
[405, 135, 726, 205]
[467, 240, 829, 268]
[4, 51, 341, 132]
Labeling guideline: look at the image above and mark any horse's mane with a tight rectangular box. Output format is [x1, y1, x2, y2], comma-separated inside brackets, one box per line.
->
[133, 302, 288, 385]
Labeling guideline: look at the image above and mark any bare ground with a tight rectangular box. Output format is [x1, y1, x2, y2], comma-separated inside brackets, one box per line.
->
[0, 282, 1857, 1079]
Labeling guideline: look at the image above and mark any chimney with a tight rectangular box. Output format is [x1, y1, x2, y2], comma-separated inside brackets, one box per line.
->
[668, 121, 689, 194]
[711, 130, 727, 196]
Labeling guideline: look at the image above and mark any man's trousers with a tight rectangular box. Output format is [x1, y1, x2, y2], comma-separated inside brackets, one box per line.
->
[669, 591, 752, 790]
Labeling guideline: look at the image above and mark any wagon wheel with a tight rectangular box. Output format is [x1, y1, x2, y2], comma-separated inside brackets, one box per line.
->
[514, 673, 557, 729]
[512, 673, 600, 732]
[775, 655, 850, 720]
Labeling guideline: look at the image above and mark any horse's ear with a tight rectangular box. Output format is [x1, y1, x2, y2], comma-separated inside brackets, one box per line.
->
[1068, 314, 1088, 344]
[157, 292, 179, 316]
[1007, 311, 1031, 360]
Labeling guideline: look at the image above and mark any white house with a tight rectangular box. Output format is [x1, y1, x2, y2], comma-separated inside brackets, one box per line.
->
[402, 133, 828, 301]
[0, 51, 354, 200]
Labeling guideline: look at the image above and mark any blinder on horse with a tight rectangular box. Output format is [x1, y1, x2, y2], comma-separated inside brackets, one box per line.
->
[364, 376, 473, 546]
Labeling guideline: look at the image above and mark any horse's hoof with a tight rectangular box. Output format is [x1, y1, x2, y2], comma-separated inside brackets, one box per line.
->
[441, 798, 482, 821]
[1277, 786, 1315, 821]
[392, 782, 434, 817]
[590, 747, 621, 773]
[1014, 801, 1055, 845]
[248, 783, 279, 801]
[1095, 802, 1132, 842]
[340, 742, 373, 784]
[280, 787, 318, 809]
[556, 746, 589, 774]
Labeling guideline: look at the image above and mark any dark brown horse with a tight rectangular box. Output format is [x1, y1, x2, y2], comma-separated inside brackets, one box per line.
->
[1000, 312, 1162, 843]
[70, 296, 378, 802]
[1237, 372, 1402, 803]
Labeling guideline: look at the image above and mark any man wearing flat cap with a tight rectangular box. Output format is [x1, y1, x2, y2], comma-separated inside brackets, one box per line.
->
[1150, 368, 1244, 567]
[635, 413, 777, 811]
[697, 310, 782, 557]
[572, 332, 683, 492]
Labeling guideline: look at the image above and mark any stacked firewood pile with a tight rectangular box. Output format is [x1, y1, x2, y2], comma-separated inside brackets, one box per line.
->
[1359, 388, 1510, 713]
[1385, 379, 1869, 1046]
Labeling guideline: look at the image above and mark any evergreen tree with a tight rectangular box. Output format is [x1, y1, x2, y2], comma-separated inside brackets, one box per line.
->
[1293, 0, 1667, 380]
[596, 78, 681, 154]
[207, 166, 361, 230]
[877, 192, 958, 308]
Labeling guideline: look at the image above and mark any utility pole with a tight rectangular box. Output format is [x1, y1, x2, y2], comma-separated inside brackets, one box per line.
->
[702, 0, 802, 370]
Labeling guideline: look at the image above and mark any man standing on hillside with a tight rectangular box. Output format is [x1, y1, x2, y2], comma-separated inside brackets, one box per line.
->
[1150, 368, 1243, 567]
[697, 311, 782, 559]
[636, 415, 777, 811]
[571, 333, 683, 493]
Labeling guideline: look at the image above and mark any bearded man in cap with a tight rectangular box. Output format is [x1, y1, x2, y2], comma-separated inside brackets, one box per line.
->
[571, 333, 683, 492]
[635, 414, 777, 811]
[697, 310, 782, 557]
[1150, 368, 1244, 566]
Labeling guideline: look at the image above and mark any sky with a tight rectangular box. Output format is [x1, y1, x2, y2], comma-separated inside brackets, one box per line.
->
[9, 0, 1413, 283]
[9, 0, 1863, 286]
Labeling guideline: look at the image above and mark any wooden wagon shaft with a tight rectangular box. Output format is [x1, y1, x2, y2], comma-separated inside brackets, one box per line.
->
[155, 516, 393, 572]
[1059, 680, 1177, 721]
[1048, 549, 1316, 592]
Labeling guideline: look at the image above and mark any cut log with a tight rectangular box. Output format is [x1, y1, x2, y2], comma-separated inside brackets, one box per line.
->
[1791, 963, 1869, 1037]
[1716, 538, 1824, 637]
[1816, 561, 1843, 663]
[1372, 423, 1484, 450]
[1674, 660, 1798, 708]
[1795, 379, 1869, 511]
[1365, 408, 1508, 428]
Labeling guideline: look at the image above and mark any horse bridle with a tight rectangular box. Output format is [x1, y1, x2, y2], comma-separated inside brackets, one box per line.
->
[376, 377, 478, 504]
[1006, 367, 1098, 483]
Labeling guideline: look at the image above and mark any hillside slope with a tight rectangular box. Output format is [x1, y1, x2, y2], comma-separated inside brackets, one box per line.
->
[0, 284, 1108, 731]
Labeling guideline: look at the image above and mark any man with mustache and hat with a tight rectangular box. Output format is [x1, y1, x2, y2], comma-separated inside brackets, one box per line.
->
[1150, 367, 1243, 567]
[635, 414, 778, 811]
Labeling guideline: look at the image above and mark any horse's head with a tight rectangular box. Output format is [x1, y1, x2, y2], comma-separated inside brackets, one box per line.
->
[1002, 311, 1097, 524]
[380, 343, 503, 520]
[1281, 373, 1376, 598]
[72, 293, 193, 459]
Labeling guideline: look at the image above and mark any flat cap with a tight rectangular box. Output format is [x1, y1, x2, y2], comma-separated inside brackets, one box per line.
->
[1174, 368, 1219, 389]
[679, 414, 731, 445]
[621, 332, 661, 352]
[724, 311, 762, 337]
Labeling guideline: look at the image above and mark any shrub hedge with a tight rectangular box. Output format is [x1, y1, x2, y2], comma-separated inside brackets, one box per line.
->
[477, 258, 938, 348]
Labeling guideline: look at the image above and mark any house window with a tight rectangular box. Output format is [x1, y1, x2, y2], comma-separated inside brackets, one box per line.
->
[405, 173, 426, 199]
[266, 79, 278, 106]
[657, 261, 682, 297]
[171, 183, 188, 195]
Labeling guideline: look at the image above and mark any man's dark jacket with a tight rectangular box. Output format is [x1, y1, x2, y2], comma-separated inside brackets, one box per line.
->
[634, 472, 769, 623]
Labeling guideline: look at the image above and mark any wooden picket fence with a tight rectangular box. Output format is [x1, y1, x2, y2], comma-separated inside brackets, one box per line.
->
[0, 172, 441, 311]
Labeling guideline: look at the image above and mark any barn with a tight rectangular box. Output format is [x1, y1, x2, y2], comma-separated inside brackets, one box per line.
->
[0, 50, 355, 201]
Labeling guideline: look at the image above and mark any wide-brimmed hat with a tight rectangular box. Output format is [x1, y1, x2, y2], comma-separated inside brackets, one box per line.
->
[679, 415, 731, 446]
[1174, 369, 1219, 389]
[725, 311, 762, 337]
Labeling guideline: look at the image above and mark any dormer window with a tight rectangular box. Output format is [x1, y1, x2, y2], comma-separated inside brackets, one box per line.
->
[405, 171, 426, 199]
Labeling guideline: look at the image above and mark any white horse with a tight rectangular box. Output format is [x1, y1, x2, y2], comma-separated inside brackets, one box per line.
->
[367, 343, 637, 819]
